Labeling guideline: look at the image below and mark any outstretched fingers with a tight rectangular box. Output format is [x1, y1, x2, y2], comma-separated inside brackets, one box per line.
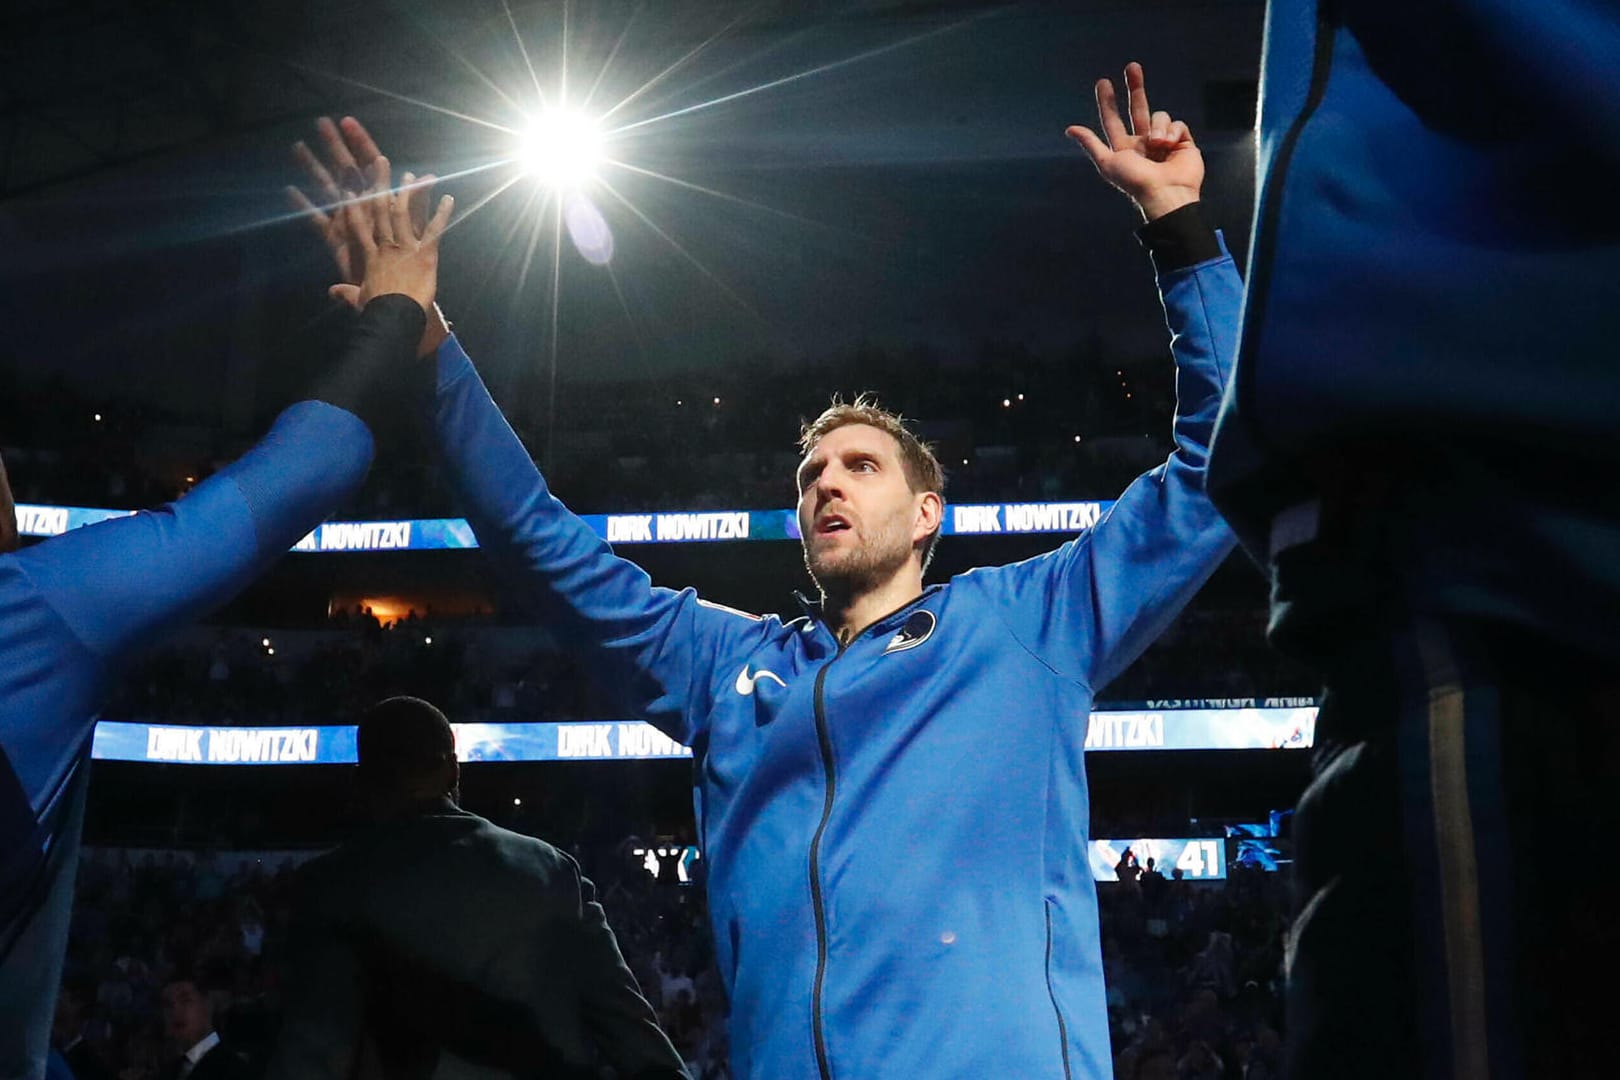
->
[390, 171, 417, 247]
[421, 193, 454, 246]
[340, 194, 377, 263]
[403, 173, 435, 237]
[314, 117, 366, 193]
[291, 139, 342, 208]
[369, 157, 396, 246]
[338, 117, 384, 174]
[283, 184, 334, 245]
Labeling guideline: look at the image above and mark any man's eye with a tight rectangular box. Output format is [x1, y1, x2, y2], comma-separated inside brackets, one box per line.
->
[854, 461, 875, 473]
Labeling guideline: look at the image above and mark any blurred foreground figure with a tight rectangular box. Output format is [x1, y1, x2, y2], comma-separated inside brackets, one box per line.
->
[1207, 4, 1620, 1077]
[0, 174, 450, 1080]
[267, 697, 687, 1080]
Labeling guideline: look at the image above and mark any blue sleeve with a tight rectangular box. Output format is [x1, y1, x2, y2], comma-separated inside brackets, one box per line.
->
[16, 399, 374, 661]
[965, 235, 1240, 691]
[431, 337, 764, 743]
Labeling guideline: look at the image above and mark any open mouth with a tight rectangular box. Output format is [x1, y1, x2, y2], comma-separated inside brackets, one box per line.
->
[815, 514, 851, 535]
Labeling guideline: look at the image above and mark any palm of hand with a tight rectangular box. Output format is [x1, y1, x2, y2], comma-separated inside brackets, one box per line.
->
[1098, 137, 1203, 202]
[1067, 62, 1204, 220]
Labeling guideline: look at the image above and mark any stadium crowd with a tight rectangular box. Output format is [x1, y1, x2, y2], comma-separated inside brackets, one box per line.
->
[56, 847, 1286, 1080]
[102, 601, 1317, 728]
[1, 339, 1178, 521]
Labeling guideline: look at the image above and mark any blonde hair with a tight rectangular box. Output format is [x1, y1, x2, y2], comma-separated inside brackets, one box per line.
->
[798, 393, 946, 568]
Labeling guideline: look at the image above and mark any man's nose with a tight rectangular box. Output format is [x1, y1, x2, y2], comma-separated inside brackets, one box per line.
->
[815, 469, 846, 501]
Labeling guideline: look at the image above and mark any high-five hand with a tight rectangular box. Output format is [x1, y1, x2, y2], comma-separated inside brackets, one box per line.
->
[327, 155, 453, 317]
[287, 117, 450, 354]
[286, 117, 385, 285]
[1066, 62, 1203, 222]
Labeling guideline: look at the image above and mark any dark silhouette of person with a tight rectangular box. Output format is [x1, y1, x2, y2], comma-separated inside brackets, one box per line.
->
[50, 980, 111, 1080]
[267, 696, 686, 1080]
[1140, 857, 1169, 910]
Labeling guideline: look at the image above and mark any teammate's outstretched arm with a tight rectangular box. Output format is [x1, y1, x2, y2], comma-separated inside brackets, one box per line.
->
[291, 122, 766, 743]
[976, 63, 1239, 692]
[0, 167, 447, 1080]
[17, 173, 449, 665]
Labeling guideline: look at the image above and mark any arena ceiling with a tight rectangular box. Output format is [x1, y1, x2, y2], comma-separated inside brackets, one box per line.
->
[1, 0, 1259, 197]
[0, 0, 1263, 418]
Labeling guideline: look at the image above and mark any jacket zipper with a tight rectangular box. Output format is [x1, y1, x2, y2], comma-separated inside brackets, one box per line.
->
[806, 596, 932, 1079]
[1230, 2, 1339, 460]
[808, 643, 844, 1080]
[1045, 900, 1073, 1080]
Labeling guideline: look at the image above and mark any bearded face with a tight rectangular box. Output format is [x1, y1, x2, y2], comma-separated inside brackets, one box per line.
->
[796, 424, 927, 600]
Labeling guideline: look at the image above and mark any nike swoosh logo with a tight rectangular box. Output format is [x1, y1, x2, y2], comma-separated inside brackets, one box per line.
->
[735, 665, 788, 696]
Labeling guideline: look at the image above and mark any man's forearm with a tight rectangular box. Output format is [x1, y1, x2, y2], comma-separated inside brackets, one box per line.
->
[1137, 202, 1239, 460]
[429, 335, 676, 637]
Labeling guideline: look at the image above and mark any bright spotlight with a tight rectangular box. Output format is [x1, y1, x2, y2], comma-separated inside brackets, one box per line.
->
[515, 110, 604, 190]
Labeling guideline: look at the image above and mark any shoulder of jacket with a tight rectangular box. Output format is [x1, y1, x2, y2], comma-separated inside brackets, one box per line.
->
[695, 596, 765, 621]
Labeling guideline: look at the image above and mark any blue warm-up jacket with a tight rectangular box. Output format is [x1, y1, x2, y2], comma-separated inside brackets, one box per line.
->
[0, 296, 424, 1080]
[1208, 2, 1620, 653]
[429, 207, 1239, 1079]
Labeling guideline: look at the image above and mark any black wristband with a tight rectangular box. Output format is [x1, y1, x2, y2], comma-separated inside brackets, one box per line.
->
[309, 294, 429, 434]
[1135, 202, 1221, 275]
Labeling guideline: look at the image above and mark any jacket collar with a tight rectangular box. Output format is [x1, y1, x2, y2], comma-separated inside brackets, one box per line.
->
[794, 585, 943, 641]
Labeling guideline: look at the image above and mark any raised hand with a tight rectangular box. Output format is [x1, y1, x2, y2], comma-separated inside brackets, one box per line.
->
[287, 117, 450, 354]
[286, 117, 433, 284]
[327, 155, 454, 317]
[1066, 62, 1203, 222]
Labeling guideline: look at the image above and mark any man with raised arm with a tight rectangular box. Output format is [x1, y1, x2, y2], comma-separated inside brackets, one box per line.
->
[0, 173, 452, 1080]
[298, 64, 1237, 1079]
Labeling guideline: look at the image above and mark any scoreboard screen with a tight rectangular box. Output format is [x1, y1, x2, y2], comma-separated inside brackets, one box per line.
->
[1089, 837, 1228, 882]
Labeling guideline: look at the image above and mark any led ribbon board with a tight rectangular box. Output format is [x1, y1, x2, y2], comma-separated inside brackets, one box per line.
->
[92, 706, 1315, 765]
[16, 501, 1118, 550]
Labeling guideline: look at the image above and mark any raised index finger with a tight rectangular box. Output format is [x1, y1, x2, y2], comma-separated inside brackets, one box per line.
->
[1125, 62, 1151, 136]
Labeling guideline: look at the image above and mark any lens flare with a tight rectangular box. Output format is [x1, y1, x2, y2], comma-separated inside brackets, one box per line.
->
[563, 193, 614, 265]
